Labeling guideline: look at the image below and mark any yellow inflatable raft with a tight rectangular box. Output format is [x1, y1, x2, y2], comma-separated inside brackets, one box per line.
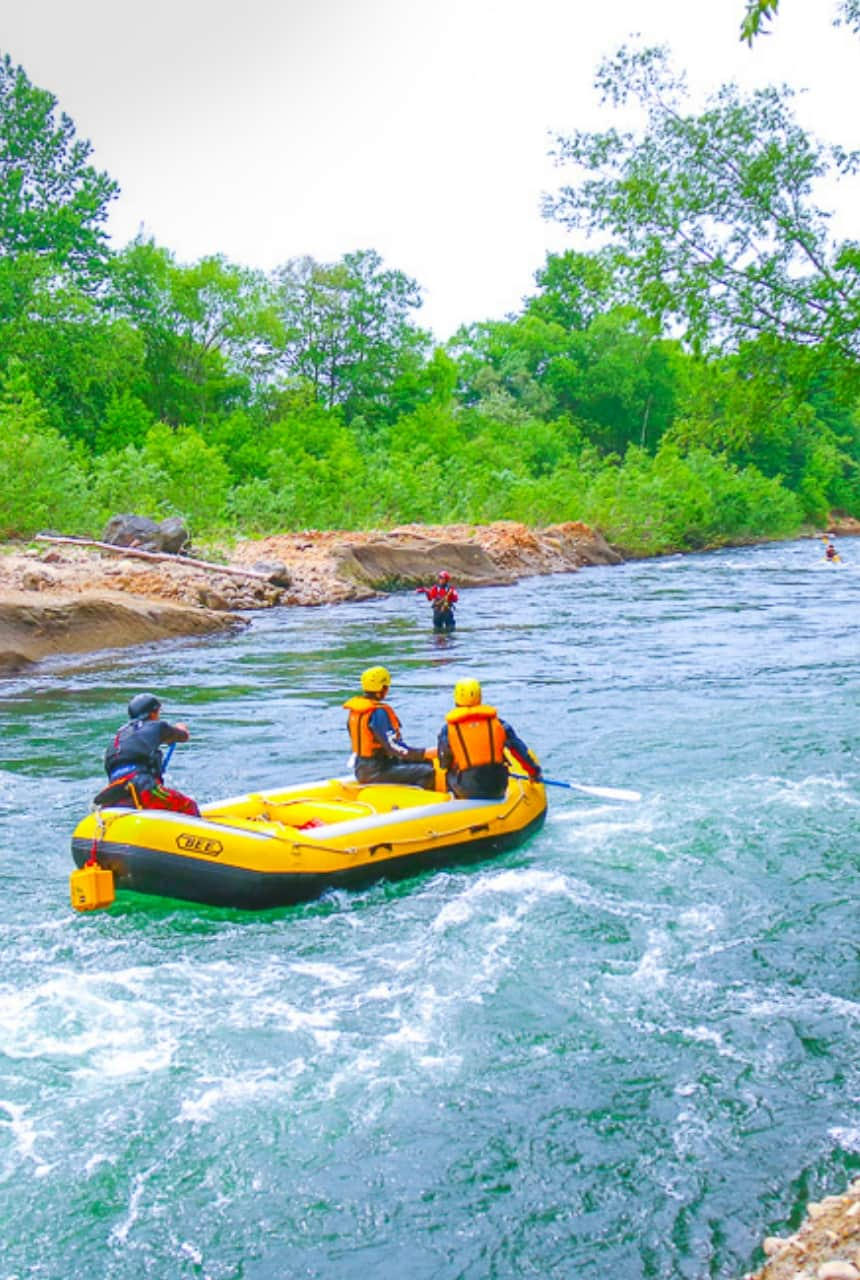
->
[70, 772, 547, 910]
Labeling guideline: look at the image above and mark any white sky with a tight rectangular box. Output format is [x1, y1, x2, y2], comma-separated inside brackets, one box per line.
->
[1, 1, 858, 340]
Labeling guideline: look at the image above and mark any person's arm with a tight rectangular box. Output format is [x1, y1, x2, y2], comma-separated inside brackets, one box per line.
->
[369, 707, 431, 762]
[159, 721, 190, 745]
[502, 721, 542, 778]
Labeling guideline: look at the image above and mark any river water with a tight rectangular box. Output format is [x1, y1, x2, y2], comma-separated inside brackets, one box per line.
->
[1, 539, 859, 1279]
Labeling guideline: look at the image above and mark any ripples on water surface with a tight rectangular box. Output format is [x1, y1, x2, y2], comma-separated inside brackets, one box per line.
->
[2, 539, 859, 1278]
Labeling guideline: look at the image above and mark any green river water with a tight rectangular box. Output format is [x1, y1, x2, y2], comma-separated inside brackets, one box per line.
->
[1, 538, 859, 1279]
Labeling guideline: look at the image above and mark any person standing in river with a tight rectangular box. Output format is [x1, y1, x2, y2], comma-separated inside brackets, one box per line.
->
[416, 570, 459, 631]
[95, 693, 200, 814]
[344, 667, 437, 788]
[437, 678, 542, 799]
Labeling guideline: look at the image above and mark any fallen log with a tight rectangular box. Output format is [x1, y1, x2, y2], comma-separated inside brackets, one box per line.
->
[34, 533, 274, 583]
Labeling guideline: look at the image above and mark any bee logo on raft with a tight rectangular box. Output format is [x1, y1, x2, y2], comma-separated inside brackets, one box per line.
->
[176, 833, 223, 856]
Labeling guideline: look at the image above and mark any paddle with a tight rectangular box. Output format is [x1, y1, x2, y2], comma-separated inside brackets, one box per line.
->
[162, 743, 176, 774]
[510, 773, 641, 802]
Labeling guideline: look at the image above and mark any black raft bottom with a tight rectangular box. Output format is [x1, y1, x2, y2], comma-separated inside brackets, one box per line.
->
[71, 810, 547, 911]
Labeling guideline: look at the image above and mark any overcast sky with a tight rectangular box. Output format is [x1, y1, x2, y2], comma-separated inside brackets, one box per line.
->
[2, 1, 858, 339]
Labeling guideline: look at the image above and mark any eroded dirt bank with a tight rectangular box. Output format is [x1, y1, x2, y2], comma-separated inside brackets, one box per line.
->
[0, 591, 243, 673]
[0, 520, 618, 671]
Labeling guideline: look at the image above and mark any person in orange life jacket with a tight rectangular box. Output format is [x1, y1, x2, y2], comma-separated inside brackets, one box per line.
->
[416, 570, 458, 632]
[95, 692, 201, 816]
[437, 678, 542, 800]
[343, 666, 437, 789]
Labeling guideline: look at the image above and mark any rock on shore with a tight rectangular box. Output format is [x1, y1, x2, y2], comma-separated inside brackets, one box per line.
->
[743, 1177, 860, 1280]
[229, 519, 622, 602]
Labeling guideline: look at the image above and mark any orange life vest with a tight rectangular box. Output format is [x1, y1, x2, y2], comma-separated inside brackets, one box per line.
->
[343, 695, 401, 757]
[445, 704, 507, 771]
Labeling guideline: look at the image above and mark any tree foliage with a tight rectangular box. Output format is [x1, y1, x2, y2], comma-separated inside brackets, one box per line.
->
[0, 55, 116, 306]
[273, 250, 430, 422]
[742, 1, 860, 43]
[545, 45, 860, 365]
[0, 49, 858, 554]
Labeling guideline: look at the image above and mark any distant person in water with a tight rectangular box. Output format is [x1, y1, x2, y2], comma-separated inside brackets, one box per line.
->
[95, 692, 200, 815]
[823, 536, 840, 562]
[344, 666, 437, 788]
[416, 570, 458, 631]
[437, 678, 542, 800]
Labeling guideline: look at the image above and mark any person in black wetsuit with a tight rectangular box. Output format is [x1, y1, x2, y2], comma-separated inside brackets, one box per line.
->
[343, 666, 437, 789]
[95, 692, 200, 815]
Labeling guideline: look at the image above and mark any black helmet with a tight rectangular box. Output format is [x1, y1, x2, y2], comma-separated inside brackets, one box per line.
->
[127, 692, 162, 720]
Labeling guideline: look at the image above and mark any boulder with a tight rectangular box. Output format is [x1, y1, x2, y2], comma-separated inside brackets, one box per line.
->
[158, 517, 190, 554]
[102, 514, 190, 554]
[250, 559, 292, 588]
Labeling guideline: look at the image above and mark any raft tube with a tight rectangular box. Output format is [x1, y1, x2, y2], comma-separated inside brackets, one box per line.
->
[71, 773, 547, 910]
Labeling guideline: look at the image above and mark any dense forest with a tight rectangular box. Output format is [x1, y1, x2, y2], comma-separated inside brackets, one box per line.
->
[1, 33, 859, 556]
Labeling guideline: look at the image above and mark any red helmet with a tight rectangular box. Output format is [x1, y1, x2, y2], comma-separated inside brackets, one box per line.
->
[438, 570, 450, 582]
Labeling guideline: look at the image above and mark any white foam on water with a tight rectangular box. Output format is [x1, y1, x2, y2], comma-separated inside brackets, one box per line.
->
[630, 929, 669, 989]
[677, 904, 725, 935]
[417, 1052, 463, 1072]
[470, 866, 571, 899]
[672, 1105, 709, 1159]
[382, 1021, 429, 1046]
[178, 1067, 295, 1125]
[431, 866, 575, 937]
[288, 960, 356, 988]
[678, 1023, 741, 1060]
[363, 983, 400, 1000]
[0, 977, 179, 1076]
[828, 1125, 860, 1152]
[753, 773, 860, 810]
[245, 998, 341, 1040]
[737, 979, 860, 1024]
[0, 1099, 54, 1178]
[431, 897, 474, 931]
[549, 805, 653, 832]
[86, 1040, 178, 1079]
[178, 1241, 204, 1266]
[109, 1163, 153, 1246]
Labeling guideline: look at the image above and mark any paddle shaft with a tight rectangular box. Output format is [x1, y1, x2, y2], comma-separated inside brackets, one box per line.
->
[509, 773, 641, 802]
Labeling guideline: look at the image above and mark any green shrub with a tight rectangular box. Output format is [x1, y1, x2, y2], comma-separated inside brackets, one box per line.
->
[0, 370, 96, 536]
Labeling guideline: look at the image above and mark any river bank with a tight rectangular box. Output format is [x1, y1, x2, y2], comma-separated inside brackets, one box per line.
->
[4, 515, 858, 674]
[0, 519, 620, 671]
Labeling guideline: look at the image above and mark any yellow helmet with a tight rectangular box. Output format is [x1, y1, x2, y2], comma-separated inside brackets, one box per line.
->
[361, 666, 391, 695]
[454, 678, 482, 707]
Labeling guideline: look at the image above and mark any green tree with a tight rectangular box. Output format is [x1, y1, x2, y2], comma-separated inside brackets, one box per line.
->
[545, 45, 860, 363]
[0, 55, 125, 441]
[526, 250, 618, 332]
[110, 239, 279, 428]
[273, 249, 430, 423]
[92, 423, 232, 531]
[0, 55, 117, 291]
[741, 1, 860, 43]
[0, 364, 95, 536]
